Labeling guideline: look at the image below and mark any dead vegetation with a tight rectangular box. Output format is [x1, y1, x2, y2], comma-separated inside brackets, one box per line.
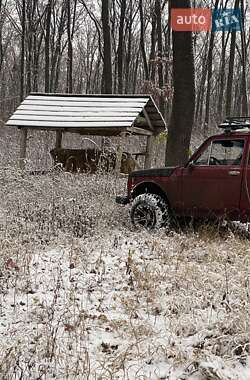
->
[0, 163, 249, 379]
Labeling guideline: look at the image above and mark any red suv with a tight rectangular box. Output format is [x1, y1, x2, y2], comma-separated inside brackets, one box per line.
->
[116, 118, 250, 228]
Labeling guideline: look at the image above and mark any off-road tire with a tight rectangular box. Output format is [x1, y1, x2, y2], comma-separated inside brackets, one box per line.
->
[130, 193, 170, 229]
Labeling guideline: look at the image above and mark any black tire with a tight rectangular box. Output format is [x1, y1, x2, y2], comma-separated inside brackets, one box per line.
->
[130, 193, 170, 229]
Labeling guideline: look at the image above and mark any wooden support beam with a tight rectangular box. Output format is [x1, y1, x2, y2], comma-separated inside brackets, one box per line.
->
[142, 108, 154, 131]
[115, 132, 127, 176]
[126, 126, 153, 136]
[55, 130, 63, 149]
[19, 128, 28, 170]
[142, 108, 156, 169]
[144, 135, 155, 169]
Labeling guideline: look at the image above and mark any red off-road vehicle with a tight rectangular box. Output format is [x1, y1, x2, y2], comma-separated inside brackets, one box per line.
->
[116, 118, 250, 228]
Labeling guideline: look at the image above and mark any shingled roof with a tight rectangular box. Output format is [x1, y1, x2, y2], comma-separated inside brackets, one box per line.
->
[6, 93, 166, 136]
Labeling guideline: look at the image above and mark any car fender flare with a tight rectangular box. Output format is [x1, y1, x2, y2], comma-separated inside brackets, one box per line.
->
[131, 180, 169, 204]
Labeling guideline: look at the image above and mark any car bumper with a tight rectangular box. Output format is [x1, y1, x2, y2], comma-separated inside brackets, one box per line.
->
[115, 195, 129, 205]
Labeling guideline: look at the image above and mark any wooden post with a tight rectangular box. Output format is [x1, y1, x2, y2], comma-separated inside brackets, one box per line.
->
[115, 132, 127, 175]
[142, 107, 156, 169]
[19, 128, 28, 170]
[55, 130, 62, 149]
[144, 135, 155, 169]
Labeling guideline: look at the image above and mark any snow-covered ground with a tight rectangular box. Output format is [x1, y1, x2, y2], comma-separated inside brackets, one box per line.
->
[0, 169, 249, 379]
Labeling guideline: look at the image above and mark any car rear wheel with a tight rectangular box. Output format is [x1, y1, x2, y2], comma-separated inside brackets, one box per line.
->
[130, 193, 170, 229]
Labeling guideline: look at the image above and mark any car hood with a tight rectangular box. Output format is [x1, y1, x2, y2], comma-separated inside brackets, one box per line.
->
[129, 167, 178, 178]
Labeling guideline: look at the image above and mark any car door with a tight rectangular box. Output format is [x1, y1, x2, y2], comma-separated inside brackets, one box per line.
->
[239, 137, 250, 221]
[181, 137, 246, 219]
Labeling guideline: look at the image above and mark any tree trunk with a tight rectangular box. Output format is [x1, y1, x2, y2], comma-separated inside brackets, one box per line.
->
[26, 0, 35, 94]
[50, 1, 66, 92]
[101, 0, 112, 93]
[163, 1, 171, 121]
[165, 0, 195, 166]
[66, 0, 73, 93]
[124, 0, 133, 93]
[0, 0, 2, 73]
[139, 0, 149, 80]
[204, 0, 218, 128]
[45, 0, 52, 92]
[155, 0, 164, 115]
[239, 0, 248, 115]
[217, 30, 229, 120]
[226, 0, 240, 116]
[149, 8, 156, 82]
[33, 32, 43, 92]
[195, 33, 208, 125]
[20, 0, 26, 102]
[132, 51, 140, 93]
[117, 0, 126, 93]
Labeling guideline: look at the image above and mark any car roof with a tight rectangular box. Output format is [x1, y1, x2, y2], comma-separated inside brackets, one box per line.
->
[218, 117, 250, 137]
[218, 130, 250, 138]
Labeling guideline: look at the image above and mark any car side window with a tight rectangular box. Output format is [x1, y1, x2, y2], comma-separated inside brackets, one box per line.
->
[194, 139, 245, 166]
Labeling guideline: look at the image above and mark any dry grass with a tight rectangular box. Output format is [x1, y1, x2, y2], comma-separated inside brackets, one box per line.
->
[0, 128, 249, 379]
[0, 162, 249, 379]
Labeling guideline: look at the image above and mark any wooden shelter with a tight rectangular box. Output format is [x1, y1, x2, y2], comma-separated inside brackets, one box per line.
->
[6, 93, 166, 170]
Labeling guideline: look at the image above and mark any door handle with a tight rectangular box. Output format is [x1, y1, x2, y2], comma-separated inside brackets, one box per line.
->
[228, 170, 240, 176]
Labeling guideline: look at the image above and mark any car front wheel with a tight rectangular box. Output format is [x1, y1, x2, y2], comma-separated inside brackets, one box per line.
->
[130, 193, 170, 229]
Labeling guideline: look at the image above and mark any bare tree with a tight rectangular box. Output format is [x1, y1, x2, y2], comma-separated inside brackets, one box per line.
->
[204, 0, 219, 128]
[226, 0, 240, 116]
[155, 0, 164, 114]
[1, 0, 250, 148]
[45, 0, 52, 92]
[20, 0, 26, 101]
[139, 0, 149, 81]
[66, 0, 77, 93]
[239, 0, 248, 115]
[117, 0, 126, 93]
[101, 0, 112, 93]
[165, 0, 195, 166]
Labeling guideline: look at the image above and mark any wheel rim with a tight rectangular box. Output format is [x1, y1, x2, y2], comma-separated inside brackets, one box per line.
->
[133, 204, 156, 228]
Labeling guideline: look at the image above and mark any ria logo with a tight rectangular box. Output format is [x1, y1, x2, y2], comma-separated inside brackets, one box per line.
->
[171, 8, 243, 32]
[212, 9, 242, 31]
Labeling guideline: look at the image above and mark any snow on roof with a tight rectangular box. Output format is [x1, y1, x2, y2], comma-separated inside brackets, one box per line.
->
[6, 93, 166, 136]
